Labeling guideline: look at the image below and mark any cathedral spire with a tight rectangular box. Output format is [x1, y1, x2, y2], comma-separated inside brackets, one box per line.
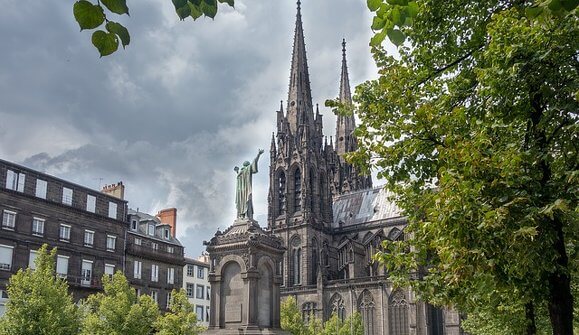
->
[335, 39, 357, 157]
[339, 38, 352, 105]
[286, 0, 314, 135]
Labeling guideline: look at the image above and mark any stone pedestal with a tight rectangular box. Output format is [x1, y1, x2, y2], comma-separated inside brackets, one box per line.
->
[204, 218, 290, 335]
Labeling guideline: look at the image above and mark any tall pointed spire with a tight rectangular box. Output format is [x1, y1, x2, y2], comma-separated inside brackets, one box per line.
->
[286, 0, 314, 135]
[339, 38, 352, 105]
[335, 39, 357, 157]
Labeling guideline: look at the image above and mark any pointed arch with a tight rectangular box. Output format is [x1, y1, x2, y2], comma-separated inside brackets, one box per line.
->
[329, 293, 346, 321]
[292, 166, 302, 213]
[289, 235, 302, 286]
[358, 290, 375, 335]
[387, 227, 403, 241]
[389, 289, 409, 335]
[275, 169, 286, 216]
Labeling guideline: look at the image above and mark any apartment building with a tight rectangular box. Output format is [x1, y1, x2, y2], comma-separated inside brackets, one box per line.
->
[183, 255, 210, 326]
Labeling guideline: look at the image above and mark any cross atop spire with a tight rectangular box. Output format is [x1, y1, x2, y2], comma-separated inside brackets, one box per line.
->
[286, 0, 314, 135]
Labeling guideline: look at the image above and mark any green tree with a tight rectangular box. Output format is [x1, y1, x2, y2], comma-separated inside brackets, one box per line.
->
[81, 271, 159, 335]
[154, 289, 204, 335]
[280, 296, 307, 335]
[351, 0, 578, 334]
[72, 0, 235, 56]
[0, 244, 81, 335]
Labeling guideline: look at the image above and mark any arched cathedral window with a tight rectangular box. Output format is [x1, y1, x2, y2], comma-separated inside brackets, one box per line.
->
[277, 171, 286, 215]
[290, 236, 301, 286]
[302, 302, 316, 323]
[330, 294, 345, 322]
[389, 289, 409, 335]
[294, 168, 301, 212]
[293, 248, 301, 285]
[359, 290, 375, 335]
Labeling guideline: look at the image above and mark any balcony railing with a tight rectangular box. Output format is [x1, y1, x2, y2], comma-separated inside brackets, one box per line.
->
[126, 243, 184, 265]
[66, 275, 101, 289]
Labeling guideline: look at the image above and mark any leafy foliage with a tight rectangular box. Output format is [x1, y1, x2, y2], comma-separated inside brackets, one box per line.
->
[280, 296, 307, 335]
[154, 289, 204, 335]
[81, 271, 159, 335]
[0, 245, 81, 335]
[354, 0, 578, 334]
[73, 0, 235, 56]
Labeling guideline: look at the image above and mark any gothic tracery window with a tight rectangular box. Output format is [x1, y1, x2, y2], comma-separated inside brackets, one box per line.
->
[389, 289, 409, 335]
[277, 171, 286, 215]
[302, 302, 316, 323]
[294, 168, 301, 212]
[290, 236, 302, 286]
[359, 290, 375, 335]
[330, 294, 345, 322]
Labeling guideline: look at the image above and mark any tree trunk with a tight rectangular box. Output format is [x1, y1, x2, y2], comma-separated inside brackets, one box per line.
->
[525, 302, 536, 335]
[547, 216, 574, 335]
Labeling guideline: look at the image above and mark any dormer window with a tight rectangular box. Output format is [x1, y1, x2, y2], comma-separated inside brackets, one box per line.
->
[164, 228, 170, 240]
[131, 219, 138, 231]
[148, 224, 155, 236]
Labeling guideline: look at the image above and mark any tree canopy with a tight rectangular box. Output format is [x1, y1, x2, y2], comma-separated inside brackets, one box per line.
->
[0, 245, 81, 335]
[350, 0, 578, 334]
[154, 289, 204, 335]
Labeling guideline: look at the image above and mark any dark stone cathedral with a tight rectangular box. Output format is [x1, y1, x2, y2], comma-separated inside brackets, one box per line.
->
[266, 2, 463, 334]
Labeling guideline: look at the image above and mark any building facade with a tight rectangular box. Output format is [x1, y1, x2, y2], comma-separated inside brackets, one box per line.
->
[126, 209, 185, 310]
[183, 255, 211, 327]
[0, 159, 128, 310]
[266, 2, 463, 334]
[0, 159, 185, 314]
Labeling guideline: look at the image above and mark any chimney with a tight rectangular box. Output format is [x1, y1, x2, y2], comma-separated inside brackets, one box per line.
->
[101, 181, 125, 200]
[156, 208, 177, 237]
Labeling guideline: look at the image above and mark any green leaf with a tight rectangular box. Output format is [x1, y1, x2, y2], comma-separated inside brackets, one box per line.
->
[407, 1, 419, 17]
[387, 28, 405, 46]
[106, 21, 130, 48]
[73, 1, 105, 30]
[172, 0, 188, 8]
[218, 0, 234, 6]
[560, 0, 579, 11]
[200, 0, 218, 18]
[92, 30, 119, 57]
[372, 16, 386, 30]
[370, 30, 387, 47]
[367, 0, 382, 12]
[188, 2, 203, 20]
[548, 0, 563, 11]
[101, 0, 129, 15]
[175, 4, 191, 20]
[525, 6, 543, 18]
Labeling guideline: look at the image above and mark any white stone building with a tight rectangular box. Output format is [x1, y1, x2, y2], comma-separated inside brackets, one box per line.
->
[183, 254, 211, 327]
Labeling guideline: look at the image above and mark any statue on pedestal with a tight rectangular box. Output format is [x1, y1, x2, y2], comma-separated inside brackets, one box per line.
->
[234, 149, 264, 220]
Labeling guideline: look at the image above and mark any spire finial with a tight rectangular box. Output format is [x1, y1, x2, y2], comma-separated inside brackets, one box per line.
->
[297, 0, 301, 13]
[342, 38, 346, 58]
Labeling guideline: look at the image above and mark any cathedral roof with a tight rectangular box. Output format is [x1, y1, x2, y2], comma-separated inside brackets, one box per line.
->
[331, 187, 402, 228]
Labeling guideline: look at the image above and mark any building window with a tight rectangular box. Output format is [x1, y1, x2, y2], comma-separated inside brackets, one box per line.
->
[81, 260, 93, 286]
[136, 288, 141, 296]
[2, 210, 16, 230]
[292, 248, 301, 285]
[0, 245, 13, 271]
[205, 306, 210, 323]
[59, 224, 71, 242]
[151, 264, 159, 282]
[152, 242, 158, 251]
[197, 267, 204, 279]
[133, 261, 142, 279]
[167, 267, 175, 284]
[206, 287, 210, 300]
[150, 290, 158, 303]
[277, 171, 286, 215]
[86, 195, 96, 213]
[166, 291, 172, 309]
[196, 305, 204, 321]
[131, 219, 138, 231]
[84, 230, 94, 247]
[134, 238, 141, 246]
[108, 202, 117, 219]
[106, 235, 116, 251]
[187, 264, 194, 277]
[32, 217, 44, 236]
[294, 168, 301, 212]
[389, 289, 408, 335]
[164, 228, 170, 240]
[186, 283, 194, 297]
[104, 264, 115, 277]
[196, 285, 204, 299]
[62, 187, 73, 205]
[6, 170, 25, 192]
[167, 246, 174, 254]
[56, 255, 69, 278]
[148, 224, 155, 236]
[28, 250, 38, 270]
[35, 179, 47, 199]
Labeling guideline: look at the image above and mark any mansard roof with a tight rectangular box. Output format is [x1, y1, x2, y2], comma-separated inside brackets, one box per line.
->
[331, 187, 402, 228]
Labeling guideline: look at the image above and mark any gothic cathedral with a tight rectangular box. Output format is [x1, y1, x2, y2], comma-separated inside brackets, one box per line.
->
[266, 2, 463, 335]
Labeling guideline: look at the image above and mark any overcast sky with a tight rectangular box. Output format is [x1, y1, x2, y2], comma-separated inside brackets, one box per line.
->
[0, 0, 387, 257]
